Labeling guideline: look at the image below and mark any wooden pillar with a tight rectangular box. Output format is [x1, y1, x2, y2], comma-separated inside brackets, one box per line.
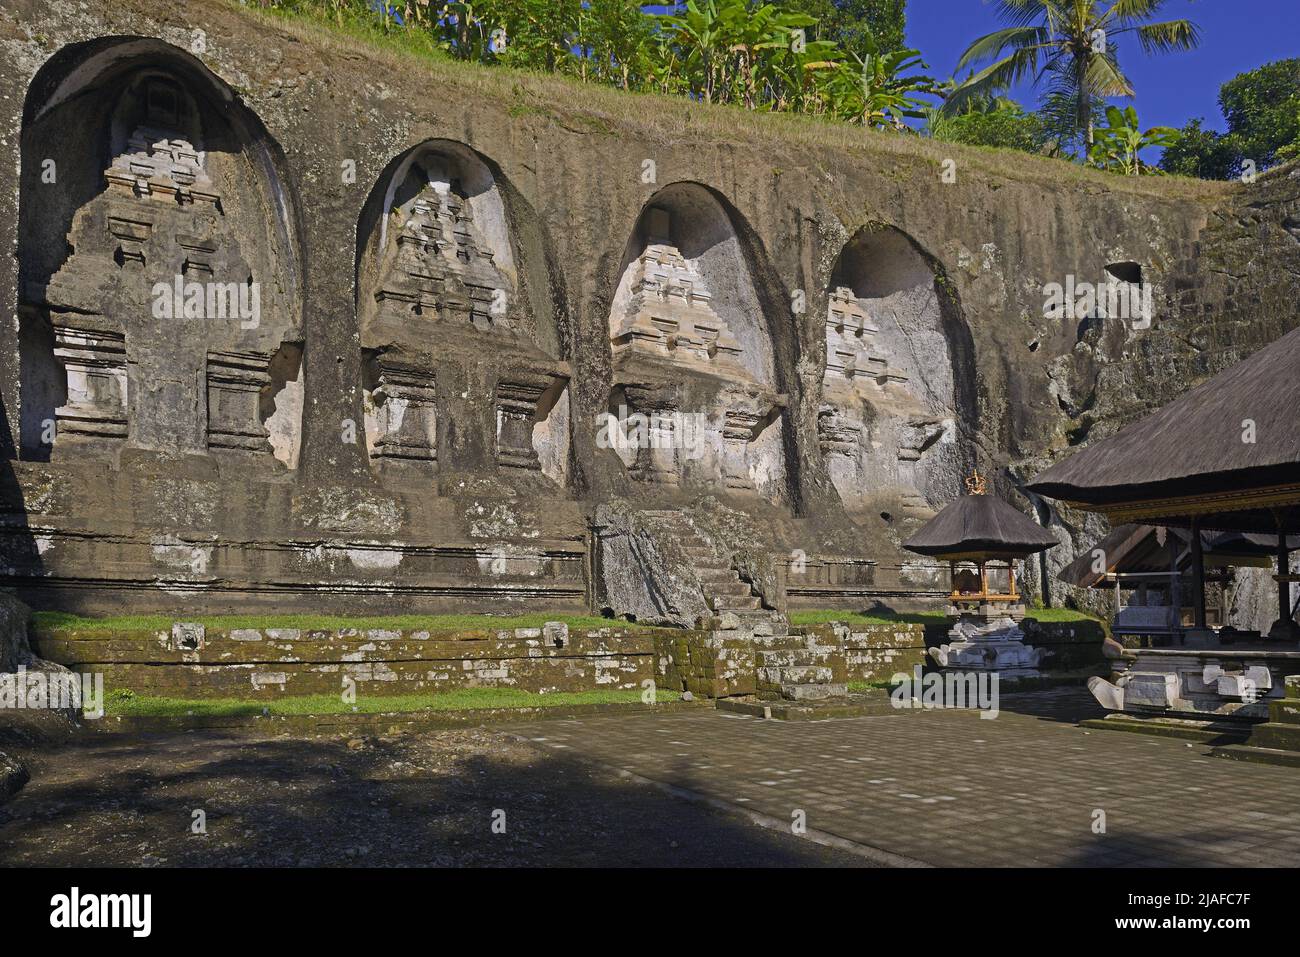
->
[1279, 533, 1292, 626]
[979, 561, 988, 599]
[1008, 562, 1018, 601]
[1191, 518, 1207, 630]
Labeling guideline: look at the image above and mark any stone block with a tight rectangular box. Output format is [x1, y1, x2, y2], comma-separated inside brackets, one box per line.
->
[170, 622, 205, 652]
[1125, 672, 1180, 709]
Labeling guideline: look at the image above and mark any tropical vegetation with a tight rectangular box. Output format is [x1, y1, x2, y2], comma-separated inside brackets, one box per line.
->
[254, 1, 1296, 181]
[944, 0, 1199, 153]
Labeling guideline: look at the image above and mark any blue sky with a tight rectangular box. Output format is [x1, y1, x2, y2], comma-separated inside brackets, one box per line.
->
[646, 1, 1296, 131]
[906, 0, 1298, 132]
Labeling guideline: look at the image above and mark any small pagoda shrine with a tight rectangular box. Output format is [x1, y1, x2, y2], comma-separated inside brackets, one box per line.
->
[903, 473, 1059, 677]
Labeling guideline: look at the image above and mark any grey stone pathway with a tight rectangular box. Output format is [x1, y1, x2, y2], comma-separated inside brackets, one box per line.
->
[503, 690, 1300, 867]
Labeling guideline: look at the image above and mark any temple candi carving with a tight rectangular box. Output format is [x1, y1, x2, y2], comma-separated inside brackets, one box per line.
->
[607, 206, 784, 493]
[24, 74, 301, 467]
[818, 285, 949, 511]
[361, 154, 568, 478]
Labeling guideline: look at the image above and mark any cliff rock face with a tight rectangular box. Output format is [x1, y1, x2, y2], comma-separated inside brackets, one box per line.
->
[0, 592, 33, 673]
[0, 0, 1293, 624]
[1018, 164, 1300, 619]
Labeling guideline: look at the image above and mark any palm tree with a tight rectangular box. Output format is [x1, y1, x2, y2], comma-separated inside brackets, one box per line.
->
[945, 0, 1199, 149]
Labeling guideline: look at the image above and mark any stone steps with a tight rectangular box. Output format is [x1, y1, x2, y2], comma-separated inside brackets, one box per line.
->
[758, 664, 835, 685]
[756, 646, 838, 668]
[753, 632, 849, 701]
[638, 508, 765, 617]
[698, 567, 740, 584]
[780, 682, 849, 701]
[708, 580, 754, 599]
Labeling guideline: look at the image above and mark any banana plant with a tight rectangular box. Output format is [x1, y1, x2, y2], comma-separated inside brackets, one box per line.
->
[724, 4, 815, 110]
[762, 37, 843, 114]
[823, 36, 938, 129]
[656, 0, 747, 105]
[1087, 104, 1179, 174]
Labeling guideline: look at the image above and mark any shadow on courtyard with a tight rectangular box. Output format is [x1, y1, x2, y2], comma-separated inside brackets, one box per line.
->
[993, 687, 1108, 724]
[0, 730, 870, 868]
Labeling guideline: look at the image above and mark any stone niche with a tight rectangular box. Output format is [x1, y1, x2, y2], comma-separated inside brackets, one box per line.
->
[605, 186, 786, 501]
[820, 227, 964, 515]
[17, 57, 304, 471]
[356, 142, 570, 486]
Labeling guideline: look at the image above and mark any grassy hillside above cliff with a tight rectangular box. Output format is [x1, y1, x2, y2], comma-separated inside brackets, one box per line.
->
[241, 0, 1230, 206]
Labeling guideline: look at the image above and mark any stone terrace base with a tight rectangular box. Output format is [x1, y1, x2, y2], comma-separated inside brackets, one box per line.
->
[716, 689, 897, 721]
[33, 620, 673, 698]
[1080, 711, 1255, 746]
[89, 698, 709, 736]
[1209, 675, 1300, 767]
[1088, 647, 1300, 720]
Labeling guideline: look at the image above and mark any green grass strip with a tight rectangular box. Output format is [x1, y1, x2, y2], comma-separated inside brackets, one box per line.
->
[789, 607, 1098, 627]
[104, 687, 679, 718]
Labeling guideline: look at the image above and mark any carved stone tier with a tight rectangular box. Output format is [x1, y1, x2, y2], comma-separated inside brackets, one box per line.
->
[620, 382, 685, 487]
[51, 327, 128, 442]
[611, 208, 747, 378]
[819, 286, 949, 506]
[365, 358, 438, 465]
[23, 74, 296, 466]
[823, 286, 911, 393]
[206, 350, 273, 453]
[370, 162, 512, 338]
[816, 404, 863, 491]
[721, 408, 762, 491]
[497, 378, 552, 472]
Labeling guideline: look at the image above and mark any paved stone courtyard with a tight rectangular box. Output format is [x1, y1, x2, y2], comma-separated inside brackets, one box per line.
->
[3, 689, 1299, 867]
[502, 690, 1300, 867]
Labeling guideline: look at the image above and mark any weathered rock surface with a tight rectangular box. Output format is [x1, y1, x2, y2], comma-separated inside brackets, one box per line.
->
[0, 749, 29, 801]
[0, 0, 1293, 630]
[0, 591, 32, 672]
[593, 502, 710, 627]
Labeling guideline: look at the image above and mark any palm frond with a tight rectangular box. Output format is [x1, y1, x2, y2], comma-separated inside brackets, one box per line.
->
[944, 44, 1051, 114]
[1084, 49, 1134, 97]
[956, 25, 1050, 71]
[1134, 20, 1201, 55]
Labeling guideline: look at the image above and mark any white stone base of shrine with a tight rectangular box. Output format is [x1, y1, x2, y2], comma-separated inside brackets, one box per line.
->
[1088, 648, 1300, 720]
[927, 615, 1044, 678]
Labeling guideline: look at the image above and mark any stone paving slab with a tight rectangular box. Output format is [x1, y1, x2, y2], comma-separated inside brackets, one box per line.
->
[500, 690, 1300, 867]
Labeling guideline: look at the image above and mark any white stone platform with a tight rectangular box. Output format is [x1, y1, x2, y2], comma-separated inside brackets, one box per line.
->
[1088, 646, 1300, 719]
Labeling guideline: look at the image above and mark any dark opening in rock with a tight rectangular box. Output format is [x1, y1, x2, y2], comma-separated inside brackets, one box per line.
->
[1104, 261, 1143, 285]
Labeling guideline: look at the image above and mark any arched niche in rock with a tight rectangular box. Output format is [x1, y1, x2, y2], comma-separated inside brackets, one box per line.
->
[605, 183, 787, 503]
[16, 37, 305, 470]
[820, 226, 972, 515]
[355, 140, 570, 487]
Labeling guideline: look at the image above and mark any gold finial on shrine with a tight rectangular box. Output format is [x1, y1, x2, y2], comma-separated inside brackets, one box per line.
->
[965, 471, 987, 495]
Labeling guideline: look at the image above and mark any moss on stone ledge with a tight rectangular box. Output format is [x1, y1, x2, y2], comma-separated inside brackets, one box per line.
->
[102, 686, 679, 718]
[32, 611, 627, 635]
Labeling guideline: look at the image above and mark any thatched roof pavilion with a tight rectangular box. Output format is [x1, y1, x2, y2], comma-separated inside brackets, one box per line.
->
[903, 475, 1057, 610]
[903, 489, 1059, 561]
[1028, 327, 1300, 633]
[1058, 526, 1300, 590]
[1026, 326, 1300, 534]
